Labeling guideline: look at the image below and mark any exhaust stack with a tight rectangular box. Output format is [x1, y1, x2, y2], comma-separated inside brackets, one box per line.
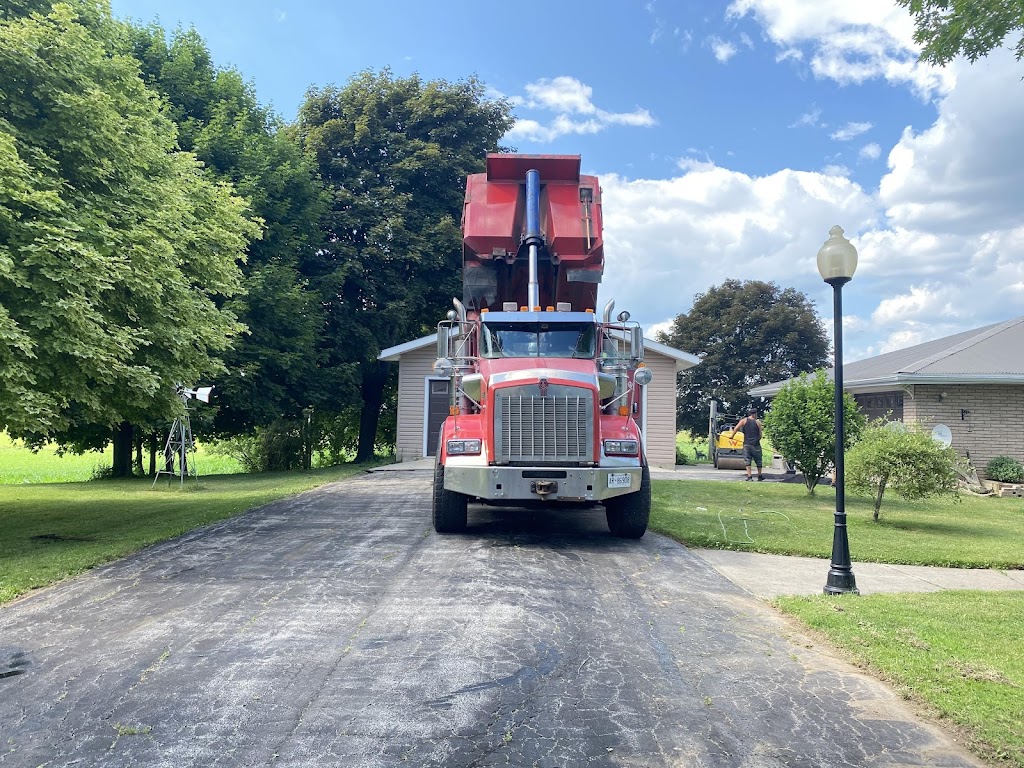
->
[525, 168, 542, 310]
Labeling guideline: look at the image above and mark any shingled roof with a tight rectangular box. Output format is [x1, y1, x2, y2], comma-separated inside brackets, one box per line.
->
[749, 317, 1024, 397]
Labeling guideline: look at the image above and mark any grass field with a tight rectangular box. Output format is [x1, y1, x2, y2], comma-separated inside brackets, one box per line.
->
[651, 478, 1024, 568]
[0, 433, 242, 484]
[778, 591, 1024, 766]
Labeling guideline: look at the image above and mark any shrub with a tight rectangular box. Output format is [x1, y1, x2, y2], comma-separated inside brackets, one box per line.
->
[846, 420, 960, 521]
[762, 370, 864, 494]
[985, 455, 1024, 483]
[675, 445, 690, 466]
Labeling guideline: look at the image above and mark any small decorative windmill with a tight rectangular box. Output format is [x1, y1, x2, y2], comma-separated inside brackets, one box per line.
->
[152, 386, 213, 487]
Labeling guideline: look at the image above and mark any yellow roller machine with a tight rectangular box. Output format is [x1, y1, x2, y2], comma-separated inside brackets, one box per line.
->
[708, 400, 748, 471]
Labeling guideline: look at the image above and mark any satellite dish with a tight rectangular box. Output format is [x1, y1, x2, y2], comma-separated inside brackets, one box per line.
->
[931, 423, 952, 447]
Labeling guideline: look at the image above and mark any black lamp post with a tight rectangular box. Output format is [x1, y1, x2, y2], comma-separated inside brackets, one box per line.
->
[817, 225, 860, 596]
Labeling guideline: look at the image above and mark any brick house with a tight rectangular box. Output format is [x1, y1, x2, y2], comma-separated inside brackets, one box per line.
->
[748, 317, 1024, 476]
[378, 336, 699, 469]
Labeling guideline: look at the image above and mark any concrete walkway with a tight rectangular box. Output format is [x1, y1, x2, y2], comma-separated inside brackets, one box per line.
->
[694, 549, 1024, 598]
[372, 459, 1024, 599]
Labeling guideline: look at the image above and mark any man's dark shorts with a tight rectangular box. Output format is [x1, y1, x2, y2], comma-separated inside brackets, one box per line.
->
[743, 444, 763, 468]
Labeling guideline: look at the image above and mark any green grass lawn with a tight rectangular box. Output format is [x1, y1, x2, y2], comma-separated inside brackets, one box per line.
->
[0, 464, 376, 604]
[0, 432, 242, 484]
[651, 478, 1024, 568]
[778, 592, 1024, 766]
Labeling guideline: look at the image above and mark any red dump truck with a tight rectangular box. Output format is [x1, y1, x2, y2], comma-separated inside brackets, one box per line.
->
[432, 154, 652, 537]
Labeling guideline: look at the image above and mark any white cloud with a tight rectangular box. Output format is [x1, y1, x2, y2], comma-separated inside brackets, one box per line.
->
[504, 77, 655, 143]
[789, 106, 821, 128]
[646, 319, 675, 340]
[709, 36, 739, 62]
[830, 121, 873, 141]
[880, 49, 1024, 235]
[821, 164, 851, 177]
[524, 77, 597, 115]
[871, 284, 958, 325]
[726, 0, 954, 98]
[598, 165, 877, 345]
[859, 142, 881, 160]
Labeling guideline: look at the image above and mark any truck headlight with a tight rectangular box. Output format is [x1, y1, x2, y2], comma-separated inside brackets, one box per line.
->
[604, 439, 639, 456]
[447, 439, 482, 455]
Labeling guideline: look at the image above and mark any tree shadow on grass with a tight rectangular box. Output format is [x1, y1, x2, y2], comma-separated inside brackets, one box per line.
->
[871, 517, 991, 536]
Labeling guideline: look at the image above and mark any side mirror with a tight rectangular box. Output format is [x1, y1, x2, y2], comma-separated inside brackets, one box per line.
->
[437, 327, 449, 360]
[634, 367, 653, 386]
[631, 327, 644, 359]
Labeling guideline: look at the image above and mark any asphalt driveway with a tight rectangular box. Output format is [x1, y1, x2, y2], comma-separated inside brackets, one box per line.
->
[0, 471, 981, 767]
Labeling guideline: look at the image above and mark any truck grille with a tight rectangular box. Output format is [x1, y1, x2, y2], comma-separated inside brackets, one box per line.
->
[495, 388, 594, 463]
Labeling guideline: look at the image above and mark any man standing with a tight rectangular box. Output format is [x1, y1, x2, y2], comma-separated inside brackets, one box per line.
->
[729, 408, 765, 481]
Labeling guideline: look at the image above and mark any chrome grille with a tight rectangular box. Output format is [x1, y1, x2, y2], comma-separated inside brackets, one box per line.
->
[495, 390, 593, 463]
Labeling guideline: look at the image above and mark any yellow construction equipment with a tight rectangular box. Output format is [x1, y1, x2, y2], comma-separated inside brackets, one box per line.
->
[708, 400, 748, 471]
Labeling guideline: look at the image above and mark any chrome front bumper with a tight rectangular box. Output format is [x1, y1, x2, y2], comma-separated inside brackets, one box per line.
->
[443, 465, 641, 502]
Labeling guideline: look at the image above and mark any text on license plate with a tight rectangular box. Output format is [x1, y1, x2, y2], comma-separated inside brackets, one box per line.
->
[607, 473, 632, 489]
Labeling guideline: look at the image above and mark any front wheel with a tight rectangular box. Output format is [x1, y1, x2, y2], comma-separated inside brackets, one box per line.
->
[605, 465, 651, 539]
[432, 461, 467, 533]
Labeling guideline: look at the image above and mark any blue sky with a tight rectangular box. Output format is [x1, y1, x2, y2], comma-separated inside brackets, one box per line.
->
[110, 0, 1024, 363]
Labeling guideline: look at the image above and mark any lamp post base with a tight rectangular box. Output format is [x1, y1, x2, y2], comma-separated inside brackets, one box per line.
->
[824, 567, 859, 595]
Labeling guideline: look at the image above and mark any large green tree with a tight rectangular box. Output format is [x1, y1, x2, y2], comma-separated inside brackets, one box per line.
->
[295, 70, 514, 461]
[124, 24, 330, 437]
[897, 0, 1024, 65]
[0, 4, 255, 471]
[657, 279, 830, 435]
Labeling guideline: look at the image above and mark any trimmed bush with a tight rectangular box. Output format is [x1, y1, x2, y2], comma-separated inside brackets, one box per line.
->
[847, 420, 960, 521]
[985, 455, 1024, 483]
[763, 370, 864, 494]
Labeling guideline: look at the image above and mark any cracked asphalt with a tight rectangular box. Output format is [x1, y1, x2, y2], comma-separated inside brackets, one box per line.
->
[0, 471, 982, 767]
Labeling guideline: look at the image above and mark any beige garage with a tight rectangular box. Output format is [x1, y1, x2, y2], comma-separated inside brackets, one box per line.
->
[378, 336, 699, 469]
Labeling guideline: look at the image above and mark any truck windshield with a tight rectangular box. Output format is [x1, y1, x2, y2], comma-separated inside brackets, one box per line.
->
[480, 322, 597, 359]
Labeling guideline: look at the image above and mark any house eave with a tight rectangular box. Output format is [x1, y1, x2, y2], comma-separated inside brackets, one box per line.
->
[750, 373, 1024, 398]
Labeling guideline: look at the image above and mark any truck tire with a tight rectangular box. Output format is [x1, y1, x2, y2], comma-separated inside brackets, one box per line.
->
[432, 462, 467, 533]
[605, 465, 651, 539]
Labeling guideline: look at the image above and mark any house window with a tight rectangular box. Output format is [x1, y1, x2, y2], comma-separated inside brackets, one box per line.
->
[854, 391, 904, 422]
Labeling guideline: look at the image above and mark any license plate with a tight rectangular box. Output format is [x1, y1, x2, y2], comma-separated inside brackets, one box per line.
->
[607, 473, 632, 489]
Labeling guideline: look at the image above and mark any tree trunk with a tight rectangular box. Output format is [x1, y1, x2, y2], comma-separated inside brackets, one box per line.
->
[133, 431, 144, 476]
[111, 422, 134, 477]
[149, 431, 159, 476]
[301, 408, 314, 470]
[873, 478, 887, 521]
[355, 361, 390, 463]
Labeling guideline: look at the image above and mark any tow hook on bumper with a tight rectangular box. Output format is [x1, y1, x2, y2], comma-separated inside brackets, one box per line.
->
[530, 480, 558, 497]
